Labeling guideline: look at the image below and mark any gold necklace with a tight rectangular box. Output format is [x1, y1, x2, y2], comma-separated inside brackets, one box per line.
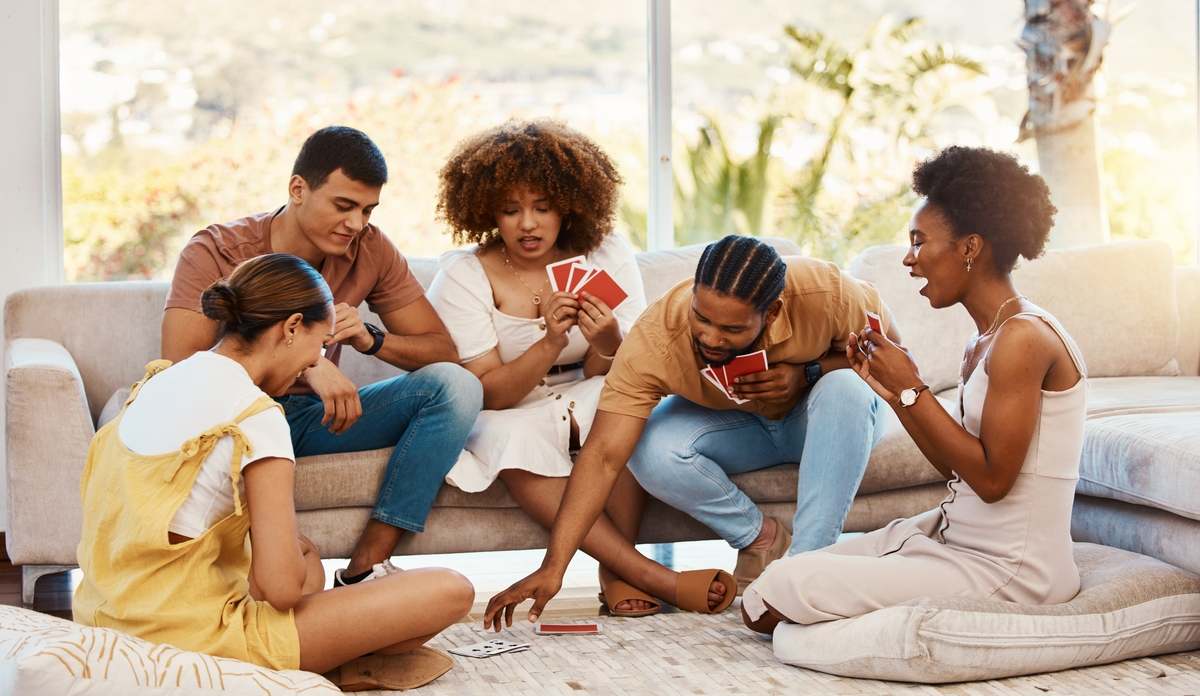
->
[502, 247, 548, 306]
[981, 295, 1025, 337]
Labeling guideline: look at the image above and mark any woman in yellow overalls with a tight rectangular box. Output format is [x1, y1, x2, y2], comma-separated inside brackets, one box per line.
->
[75, 253, 474, 689]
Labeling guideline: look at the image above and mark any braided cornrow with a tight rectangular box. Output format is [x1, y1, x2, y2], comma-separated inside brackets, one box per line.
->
[694, 235, 787, 312]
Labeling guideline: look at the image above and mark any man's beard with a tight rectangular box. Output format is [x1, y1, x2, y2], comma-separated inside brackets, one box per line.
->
[693, 323, 767, 367]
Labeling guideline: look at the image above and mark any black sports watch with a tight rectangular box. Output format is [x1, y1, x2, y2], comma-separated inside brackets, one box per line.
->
[803, 360, 823, 386]
[360, 322, 386, 356]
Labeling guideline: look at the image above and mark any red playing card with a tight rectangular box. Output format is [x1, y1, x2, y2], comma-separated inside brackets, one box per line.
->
[866, 311, 883, 334]
[701, 366, 747, 403]
[546, 255, 587, 293]
[535, 622, 602, 635]
[575, 269, 628, 309]
[573, 267, 600, 294]
[565, 263, 592, 295]
[720, 350, 769, 387]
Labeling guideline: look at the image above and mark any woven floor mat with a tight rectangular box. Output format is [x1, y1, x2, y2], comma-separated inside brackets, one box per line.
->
[356, 607, 1200, 695]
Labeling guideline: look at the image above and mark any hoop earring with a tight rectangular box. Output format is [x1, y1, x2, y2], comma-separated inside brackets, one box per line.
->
[965, 257, 974, 273]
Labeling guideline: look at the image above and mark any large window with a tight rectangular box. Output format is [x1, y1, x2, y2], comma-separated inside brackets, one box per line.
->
[60, 1, 646, 281]
[668, 0, 1197, 263]
[60, 1, 1198, 282]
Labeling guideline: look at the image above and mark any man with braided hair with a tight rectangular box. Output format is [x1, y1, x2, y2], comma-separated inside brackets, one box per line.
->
[484, 234, 900, 628]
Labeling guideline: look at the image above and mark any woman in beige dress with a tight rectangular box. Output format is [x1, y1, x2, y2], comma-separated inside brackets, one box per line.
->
[743, 146, 1087, 632]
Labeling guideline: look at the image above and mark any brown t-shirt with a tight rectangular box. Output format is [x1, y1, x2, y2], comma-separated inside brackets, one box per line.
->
[166, 209, 425, 367]
[598, 256, 892, 421]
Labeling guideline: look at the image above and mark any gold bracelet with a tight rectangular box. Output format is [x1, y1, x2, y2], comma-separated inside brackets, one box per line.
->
[593, 349, 616, 361]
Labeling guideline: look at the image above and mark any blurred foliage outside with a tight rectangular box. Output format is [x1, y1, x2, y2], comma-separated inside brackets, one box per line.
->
[61, 1, 1197, 281]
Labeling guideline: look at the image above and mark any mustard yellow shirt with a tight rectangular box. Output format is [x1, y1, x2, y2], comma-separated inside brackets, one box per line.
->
[598, 257, 891, 421]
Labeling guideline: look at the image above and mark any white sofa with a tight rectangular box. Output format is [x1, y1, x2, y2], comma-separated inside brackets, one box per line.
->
[5, 238, 1198, 605]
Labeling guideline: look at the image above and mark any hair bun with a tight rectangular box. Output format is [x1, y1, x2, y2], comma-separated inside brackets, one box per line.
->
[200, 282, 242, 327]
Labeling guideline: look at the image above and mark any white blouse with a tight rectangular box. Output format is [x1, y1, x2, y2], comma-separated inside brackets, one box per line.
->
[428, 232, 647, 402]
[427, 232, 648, 491]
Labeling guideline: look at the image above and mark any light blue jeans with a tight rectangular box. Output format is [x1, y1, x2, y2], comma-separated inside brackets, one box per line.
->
[627, 369, 884, 555]
[276, 362, 482, 534]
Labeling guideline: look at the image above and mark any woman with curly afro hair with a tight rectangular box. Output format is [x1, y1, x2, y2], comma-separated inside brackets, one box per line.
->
[744, 146, 1089, 639]
[429, 120, 732, 617]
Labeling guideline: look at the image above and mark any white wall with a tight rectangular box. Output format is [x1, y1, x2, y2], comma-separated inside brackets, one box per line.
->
[0, 0, 65, 532]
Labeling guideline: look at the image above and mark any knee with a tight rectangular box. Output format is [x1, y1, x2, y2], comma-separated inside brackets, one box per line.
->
[415, 362, 484, 416]
[427, 568, 475, 620]
[808, 369, 878, 415]
[627, 427, 689, 488]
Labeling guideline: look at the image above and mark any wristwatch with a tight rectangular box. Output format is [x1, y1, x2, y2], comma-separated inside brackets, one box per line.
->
[360, 322, 386, 356]
[803, 360, 823, 386]
[898, 384, 930, 407]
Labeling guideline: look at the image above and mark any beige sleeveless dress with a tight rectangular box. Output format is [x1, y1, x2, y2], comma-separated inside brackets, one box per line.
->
[743, 312, 1088, 624]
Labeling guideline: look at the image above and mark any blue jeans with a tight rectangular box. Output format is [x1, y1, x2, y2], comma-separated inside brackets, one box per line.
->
[276, 362, 482, 534]
[627, 369, 884, 555]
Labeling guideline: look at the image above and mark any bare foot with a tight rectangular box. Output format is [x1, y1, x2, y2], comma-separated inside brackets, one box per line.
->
[598, 566, 657, 613]
[707, 579, 727, 610]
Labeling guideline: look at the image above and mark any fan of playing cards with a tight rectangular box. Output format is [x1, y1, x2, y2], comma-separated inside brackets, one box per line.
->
[701, 350, 768, 405]
[545, 256, 628, 310]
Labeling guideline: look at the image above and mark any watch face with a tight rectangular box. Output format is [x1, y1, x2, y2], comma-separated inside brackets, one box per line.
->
[900, 388, 916, 406]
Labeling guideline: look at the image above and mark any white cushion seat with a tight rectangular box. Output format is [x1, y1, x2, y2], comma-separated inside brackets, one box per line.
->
[772, 543, 1200, 683]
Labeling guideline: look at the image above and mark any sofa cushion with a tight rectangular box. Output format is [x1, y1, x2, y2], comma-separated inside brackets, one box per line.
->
[1085, 376, 1200, 417]
[0, 605, 338, 695]
[850, 240, 1182, 393]
[292, 395, 948, 511]
[772, 543, 1200, 683]
[1076, 411, 1200, 522]
[935, 376, 1200, 420]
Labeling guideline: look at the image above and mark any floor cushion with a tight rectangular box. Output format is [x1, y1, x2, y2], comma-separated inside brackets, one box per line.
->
[0, 605, 338, 695]
[771, 543, 1200, 683]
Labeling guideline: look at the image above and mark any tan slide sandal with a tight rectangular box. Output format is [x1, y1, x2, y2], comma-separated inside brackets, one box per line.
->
[598, 574, 662, 617]
[674, 569, 736, 614]
[326, 646, 453, 692]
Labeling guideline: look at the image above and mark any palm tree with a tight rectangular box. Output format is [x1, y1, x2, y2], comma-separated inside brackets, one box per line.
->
[672, 114, 781, 246]
[1018, 0, 1114, 248]
[781, 16, 985, 261]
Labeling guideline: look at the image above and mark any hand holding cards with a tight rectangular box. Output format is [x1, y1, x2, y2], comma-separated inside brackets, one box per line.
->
[545, 256, 628, 310]
[856, 311, 884, 356]
[701, 350, 769, 404]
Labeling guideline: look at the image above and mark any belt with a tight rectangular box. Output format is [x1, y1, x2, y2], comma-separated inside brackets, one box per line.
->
[547, 361, 585, 376]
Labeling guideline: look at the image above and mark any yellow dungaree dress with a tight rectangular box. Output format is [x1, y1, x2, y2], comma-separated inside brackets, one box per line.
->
[73, 361, 301, 671]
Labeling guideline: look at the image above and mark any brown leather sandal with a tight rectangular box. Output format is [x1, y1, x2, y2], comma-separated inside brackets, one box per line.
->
[598, 574, 662, 617]
[673, 569, 736, 614]
[325, 647, 453, 692]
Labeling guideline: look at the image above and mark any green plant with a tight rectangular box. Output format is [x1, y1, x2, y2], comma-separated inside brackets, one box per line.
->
[672, 114, 781, 245]
[781, 16, 985, 261]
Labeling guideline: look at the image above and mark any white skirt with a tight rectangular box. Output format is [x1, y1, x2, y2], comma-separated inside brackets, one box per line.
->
[446, 371, 606, 493]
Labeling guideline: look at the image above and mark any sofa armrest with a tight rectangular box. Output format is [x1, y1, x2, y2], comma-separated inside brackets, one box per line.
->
[4, 338, 94, 566]
[1177, 266, 1200, 376]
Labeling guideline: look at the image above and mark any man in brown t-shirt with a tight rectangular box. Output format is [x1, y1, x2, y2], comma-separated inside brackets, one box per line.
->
[163, 126, 482, 586]
[484, 235, 909, 626]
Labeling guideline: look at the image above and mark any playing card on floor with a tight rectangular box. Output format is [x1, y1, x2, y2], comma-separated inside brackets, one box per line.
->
[448, 639, 531, 659]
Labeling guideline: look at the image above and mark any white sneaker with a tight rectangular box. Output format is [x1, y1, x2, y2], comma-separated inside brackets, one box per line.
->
[333, 559, 403, 587]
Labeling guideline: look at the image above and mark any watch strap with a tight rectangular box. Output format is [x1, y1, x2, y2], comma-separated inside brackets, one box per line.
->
[362, 323, 386, 356]
[803, 360, 823, 386]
